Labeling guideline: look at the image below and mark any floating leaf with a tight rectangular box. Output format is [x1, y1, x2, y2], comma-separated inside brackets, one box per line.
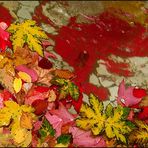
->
[13, 77, 22, 93]
[18, 71, 31, 83]
[8, 20, 48, 56]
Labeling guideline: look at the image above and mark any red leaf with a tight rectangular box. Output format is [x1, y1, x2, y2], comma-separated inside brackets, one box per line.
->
[133, 88, 147, 98]
[38, 58, 53, 69]
[0, 22, 11, 51]
[32, 99, 48, 115]
[137, 107, 148, 120]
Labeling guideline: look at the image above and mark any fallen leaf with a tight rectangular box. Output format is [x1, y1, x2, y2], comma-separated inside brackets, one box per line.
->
[54, 69, 74, 79]
[16, 65, 38, 82]
[118, 80, 143, 107]
[32, 99, 48, 115]
[13, 77, 22, 93]
[69, 127, 106, 147]
[18, 71, 32, 83]
[139, 96, 148, 107]
[20, 112, 33, 129]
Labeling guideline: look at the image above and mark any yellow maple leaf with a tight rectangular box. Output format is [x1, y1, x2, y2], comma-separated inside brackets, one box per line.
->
[76, 93, 132, 143]
[7, 20, 48, 56]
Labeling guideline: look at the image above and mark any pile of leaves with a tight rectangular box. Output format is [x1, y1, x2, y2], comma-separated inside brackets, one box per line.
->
[0, 19, 147, 147]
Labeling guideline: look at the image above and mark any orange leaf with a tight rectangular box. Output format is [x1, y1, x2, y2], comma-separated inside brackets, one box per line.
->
[20, 112, 33, 129]
[54, 69, 74, 79]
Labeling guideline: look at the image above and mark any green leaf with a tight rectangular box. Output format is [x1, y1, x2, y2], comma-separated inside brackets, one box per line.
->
[105, 104, 113, 117]
[122, 107, 131, 119]
[39, 119, 55, 142]
[125, 121, 136, 129]
[68, 82, 79, 101]
[57, 134, 71, 144]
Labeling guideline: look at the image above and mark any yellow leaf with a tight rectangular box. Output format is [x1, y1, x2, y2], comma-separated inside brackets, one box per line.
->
[76, 93, 132, 143]
[13, 77, 22, 93]
[8, 20, 48, 56]
[18, 71, 31, 83]
[129, 120, 148, 147]
[0, 101, 35, 146]
[55, 143, 69, 147]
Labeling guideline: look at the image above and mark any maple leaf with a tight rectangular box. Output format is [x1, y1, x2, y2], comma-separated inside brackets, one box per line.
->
[45, 103, 75, 138]
[51, 78, 79, 101]
[76, 93, 133, 143]
[7, 20, 48, 56]
[69, 127, 106, 147]
[0, 101, 35, 146]
[129, 120, 148, 147]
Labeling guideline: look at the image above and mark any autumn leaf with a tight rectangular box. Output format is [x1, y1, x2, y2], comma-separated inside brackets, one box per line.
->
[76, 93, 133, 143]
[51, 78, 79, 100]
[18, 71, 32, 83]
[117, 80, 143, 107]
[13, 77, 22, 93]
[38, 119, 55, 143]
[54, 69, 74, 79]
[0, 22, 11, 51]
[69, 127, 106, 147]
[139, 96, 148, 107]
[20, 112, 33, 129]
[0, 101, 35, 146]
[129, 120, 148, 147]
[8, 20, 48, 56]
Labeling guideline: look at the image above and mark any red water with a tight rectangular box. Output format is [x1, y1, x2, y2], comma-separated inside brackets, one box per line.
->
[32, 3, 148, 100]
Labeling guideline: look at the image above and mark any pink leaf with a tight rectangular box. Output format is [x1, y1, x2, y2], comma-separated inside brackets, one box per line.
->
[0, 93, 4, 108]
[118, 80, 143, 107]
[49, 102, 75, 124]
[69, 127, 106, 147]
[16, 65, 38, 82]
[33, 121, 43, 131]
[45, 112, 63, 137]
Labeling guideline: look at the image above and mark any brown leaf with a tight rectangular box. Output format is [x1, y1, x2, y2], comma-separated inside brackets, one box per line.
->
[20, 112, 33, 129]
[54, 69, 74, 79]
[139, 96, 148, 107]
[32, 61, 53, 86]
